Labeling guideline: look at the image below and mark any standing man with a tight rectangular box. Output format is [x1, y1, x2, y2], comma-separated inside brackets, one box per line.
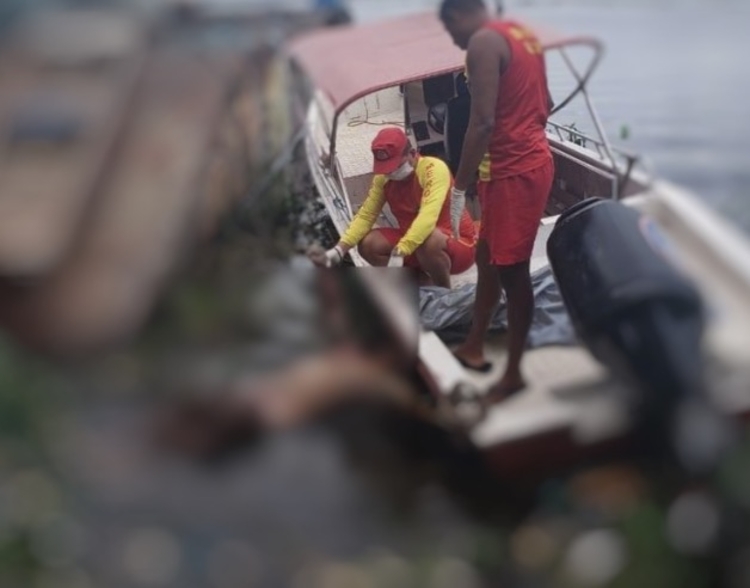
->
[308, 127, 476, 288]
[440, 0, 554, 395]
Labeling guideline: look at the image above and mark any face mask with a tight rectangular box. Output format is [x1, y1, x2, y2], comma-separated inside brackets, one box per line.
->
[387, 161, 414, 182]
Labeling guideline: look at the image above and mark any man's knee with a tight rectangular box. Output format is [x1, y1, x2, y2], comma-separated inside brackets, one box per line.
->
[415, 230, 448, 261]
[498, 261, 531, 287]
[358, 231, 391, 259]
[498, 260, 530, 274]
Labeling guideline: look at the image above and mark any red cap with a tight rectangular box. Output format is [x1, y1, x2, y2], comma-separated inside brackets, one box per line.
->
[371, 127, 409, 175]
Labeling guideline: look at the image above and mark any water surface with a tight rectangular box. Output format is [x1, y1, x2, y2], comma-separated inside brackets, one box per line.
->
[351, 0, 750, 233]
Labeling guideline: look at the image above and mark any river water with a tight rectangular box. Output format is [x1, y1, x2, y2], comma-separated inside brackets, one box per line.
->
[350, 0, 750, 235]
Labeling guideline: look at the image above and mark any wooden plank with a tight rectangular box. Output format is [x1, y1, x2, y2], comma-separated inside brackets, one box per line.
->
[0, 44, 148, 277]
[0, 50, 243, 354]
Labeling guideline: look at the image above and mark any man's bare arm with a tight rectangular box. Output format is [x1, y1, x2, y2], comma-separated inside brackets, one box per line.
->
[453, 30, 505, 192]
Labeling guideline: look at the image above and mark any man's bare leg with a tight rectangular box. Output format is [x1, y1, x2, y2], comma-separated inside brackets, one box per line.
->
[490, 260, 533, 396]
[416, 270, 435, 287]
[358, 231, 393, 266]
[453, 240, 501, 369]
[414, 230, 452, 289]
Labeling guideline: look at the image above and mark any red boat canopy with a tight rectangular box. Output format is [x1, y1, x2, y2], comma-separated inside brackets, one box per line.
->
[287, 12, 601, 115]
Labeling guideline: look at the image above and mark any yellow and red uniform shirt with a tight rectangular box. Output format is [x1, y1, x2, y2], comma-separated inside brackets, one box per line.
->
[341, 156, 476, 256]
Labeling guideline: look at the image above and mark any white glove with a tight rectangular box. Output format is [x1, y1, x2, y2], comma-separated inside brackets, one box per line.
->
[325, 246, 345, 268]
[387, 251, 404, 268]
[309, 244, 344, 268]
[450, 187, 466, 239]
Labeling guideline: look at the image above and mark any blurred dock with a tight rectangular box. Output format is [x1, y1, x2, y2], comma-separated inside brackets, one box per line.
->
[0, 5, 321, 355]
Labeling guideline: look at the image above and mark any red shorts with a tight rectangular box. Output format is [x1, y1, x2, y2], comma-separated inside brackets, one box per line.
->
[478, 159, 554, 266]
[374, 227, 476, 275]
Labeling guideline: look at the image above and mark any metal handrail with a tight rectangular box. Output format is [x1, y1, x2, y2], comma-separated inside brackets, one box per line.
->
[547, 121, 640, 165]
[546, 120, 652, 198]
[547, 38, 604, 117]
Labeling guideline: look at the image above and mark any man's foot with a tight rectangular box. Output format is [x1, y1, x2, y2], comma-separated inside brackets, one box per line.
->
[484, 371, 526, 404]
[453, 347, 492, 373]
[456, 355, 494, 374]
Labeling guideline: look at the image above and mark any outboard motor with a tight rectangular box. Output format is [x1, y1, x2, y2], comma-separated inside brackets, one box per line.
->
[547, 198, 732, 471]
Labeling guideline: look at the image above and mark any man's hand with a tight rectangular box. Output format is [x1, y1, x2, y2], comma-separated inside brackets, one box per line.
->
[387, 250, 404, 268]
[450, 187, 467, 239]
[307, 244, 344, 268]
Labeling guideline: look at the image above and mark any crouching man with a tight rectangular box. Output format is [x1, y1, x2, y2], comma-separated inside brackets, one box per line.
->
[308, 127, 476, 288]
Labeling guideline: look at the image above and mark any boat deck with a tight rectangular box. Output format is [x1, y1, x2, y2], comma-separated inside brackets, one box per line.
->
[441, 186, 750, 452]
[443, 211, 626, 449]
[312, 87, 750, 457]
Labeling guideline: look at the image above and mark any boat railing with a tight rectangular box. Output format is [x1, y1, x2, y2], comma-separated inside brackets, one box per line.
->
[547, 119, 654, 198]
[540, 37, 657, 199]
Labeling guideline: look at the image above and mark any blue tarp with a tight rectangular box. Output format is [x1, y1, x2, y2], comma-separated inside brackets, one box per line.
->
[419, 266, 578, 347]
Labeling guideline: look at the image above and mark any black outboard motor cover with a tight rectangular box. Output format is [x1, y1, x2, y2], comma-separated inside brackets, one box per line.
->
[547, 198, 706, 421]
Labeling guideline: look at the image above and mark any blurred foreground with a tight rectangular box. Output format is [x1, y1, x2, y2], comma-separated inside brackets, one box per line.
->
[2, 3, 750, 588]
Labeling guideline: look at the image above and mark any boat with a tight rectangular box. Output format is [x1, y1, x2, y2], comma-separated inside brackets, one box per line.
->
[288, 12, 750, 476]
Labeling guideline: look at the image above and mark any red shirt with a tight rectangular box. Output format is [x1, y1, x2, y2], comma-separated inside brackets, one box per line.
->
[475, 20, 552, 181]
